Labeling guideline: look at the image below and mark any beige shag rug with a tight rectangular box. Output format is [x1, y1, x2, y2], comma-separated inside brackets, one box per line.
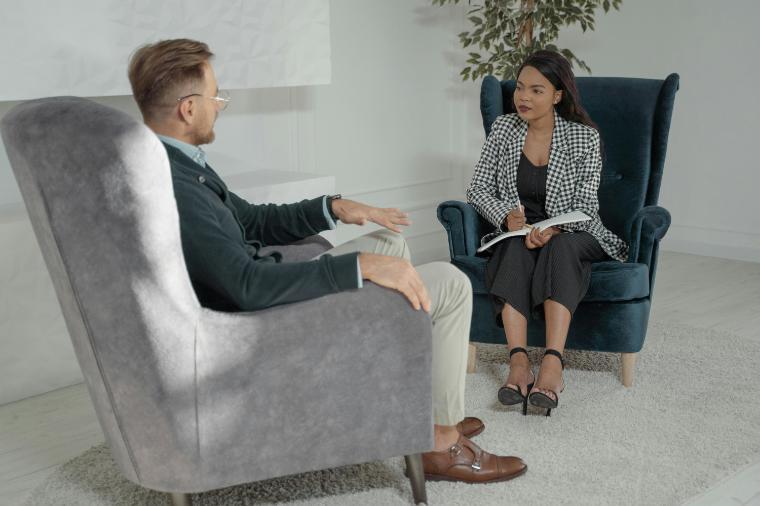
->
[24, 322, 760, 505]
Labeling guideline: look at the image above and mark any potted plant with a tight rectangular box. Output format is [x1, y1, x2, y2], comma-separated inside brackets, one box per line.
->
[433, 0, 622, 80]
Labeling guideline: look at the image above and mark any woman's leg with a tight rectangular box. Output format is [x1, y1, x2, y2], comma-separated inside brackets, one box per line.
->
[487, 238, 538, 395]
[532, 299, 571, 400]
[501, 305, 533, 395]
[531, 232, 606, 400]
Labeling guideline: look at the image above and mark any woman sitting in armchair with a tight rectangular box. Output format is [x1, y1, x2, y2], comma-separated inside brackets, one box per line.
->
[466, 50, 628, 416]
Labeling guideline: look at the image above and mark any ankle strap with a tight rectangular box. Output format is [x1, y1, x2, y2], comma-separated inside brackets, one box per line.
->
[544, 349, 565, 368]
[509, 347, 528, 358]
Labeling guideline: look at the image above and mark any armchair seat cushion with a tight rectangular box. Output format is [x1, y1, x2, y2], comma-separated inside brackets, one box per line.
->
[585, 261, 649, 302]
[453, 256, 649, 302]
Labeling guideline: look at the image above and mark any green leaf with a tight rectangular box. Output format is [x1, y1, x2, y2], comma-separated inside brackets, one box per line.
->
[435, 0, 620, 80]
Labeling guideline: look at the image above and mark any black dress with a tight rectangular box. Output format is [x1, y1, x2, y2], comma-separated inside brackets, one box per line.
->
[484, 153, 607, 325]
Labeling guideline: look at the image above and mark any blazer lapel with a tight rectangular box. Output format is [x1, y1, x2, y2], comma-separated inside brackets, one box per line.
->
[545, 113, 570, 216]
[502, 118, 528, 206]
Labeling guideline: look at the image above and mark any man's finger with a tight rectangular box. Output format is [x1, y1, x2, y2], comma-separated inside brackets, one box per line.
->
[419, 285, 431, 313]
[388, 209, 411, 226]
[373, 216, 402, 233]
[400, 284, 421, 311]
[409, 273, 431, 313]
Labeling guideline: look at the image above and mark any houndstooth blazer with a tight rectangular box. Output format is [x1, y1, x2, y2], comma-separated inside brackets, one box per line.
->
[466, 113, 628, 262]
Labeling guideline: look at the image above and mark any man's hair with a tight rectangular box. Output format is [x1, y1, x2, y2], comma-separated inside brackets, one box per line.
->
[128, 38, 213, 121]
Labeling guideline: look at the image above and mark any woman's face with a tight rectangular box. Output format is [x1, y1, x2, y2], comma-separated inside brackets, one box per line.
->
[513, 65, 562, 122]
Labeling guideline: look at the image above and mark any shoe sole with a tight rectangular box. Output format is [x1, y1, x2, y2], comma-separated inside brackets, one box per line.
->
[424, 465, 528, 483]
[528, 392, 558, 409]
[497, 387, 525, 406]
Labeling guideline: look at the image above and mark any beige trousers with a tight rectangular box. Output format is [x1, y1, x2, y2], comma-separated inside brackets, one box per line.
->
[327, 229, 471, 426]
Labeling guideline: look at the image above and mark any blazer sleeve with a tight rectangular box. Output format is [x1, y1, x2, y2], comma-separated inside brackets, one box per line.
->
[559, 131, 602, 233]
[228, 192, 331, 246]
[177, 189, 359, 311]
[466, 117, 516, 229]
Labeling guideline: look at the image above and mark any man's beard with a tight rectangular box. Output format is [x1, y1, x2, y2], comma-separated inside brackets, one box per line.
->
[192, 126, 215, 146]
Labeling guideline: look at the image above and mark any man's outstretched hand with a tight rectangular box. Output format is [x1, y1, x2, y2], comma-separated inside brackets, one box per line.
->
[358, 253, 431, 312]
[332, 198, 410, 233]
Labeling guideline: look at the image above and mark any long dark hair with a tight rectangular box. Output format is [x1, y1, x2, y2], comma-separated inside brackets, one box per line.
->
[514, 50, 598, 131]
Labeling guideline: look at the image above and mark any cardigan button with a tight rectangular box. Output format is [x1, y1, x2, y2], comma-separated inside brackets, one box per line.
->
[197, 176, 206, 184]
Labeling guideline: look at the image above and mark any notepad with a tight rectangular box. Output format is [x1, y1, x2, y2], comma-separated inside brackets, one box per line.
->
[477, 211, 591, 253]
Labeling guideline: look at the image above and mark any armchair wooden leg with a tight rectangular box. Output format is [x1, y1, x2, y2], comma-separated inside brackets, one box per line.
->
[404, 454, 428, 505]
[621, 352, 637, 387]
[467, 343, 477, 373]
[170, 493, 191, 506]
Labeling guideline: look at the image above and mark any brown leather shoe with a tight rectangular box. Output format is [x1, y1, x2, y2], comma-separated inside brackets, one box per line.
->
[421, 434, 527, 483]
[456, 417, 485, 438]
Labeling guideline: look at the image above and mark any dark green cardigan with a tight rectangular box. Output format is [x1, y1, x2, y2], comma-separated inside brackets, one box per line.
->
[164, 143, 360, 311]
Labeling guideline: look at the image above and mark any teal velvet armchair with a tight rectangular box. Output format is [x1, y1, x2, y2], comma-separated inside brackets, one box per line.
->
[437, 74, 679, 386]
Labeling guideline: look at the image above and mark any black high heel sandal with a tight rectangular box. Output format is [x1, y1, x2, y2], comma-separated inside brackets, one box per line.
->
[528, 349, 565, 417]
[497, 347, 535, 416]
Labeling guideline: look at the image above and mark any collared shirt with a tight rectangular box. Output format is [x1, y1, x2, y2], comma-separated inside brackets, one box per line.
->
[156, 134, 362, 287]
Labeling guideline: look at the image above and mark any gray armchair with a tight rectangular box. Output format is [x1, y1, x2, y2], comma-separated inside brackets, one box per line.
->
[1, 97, 432, 504]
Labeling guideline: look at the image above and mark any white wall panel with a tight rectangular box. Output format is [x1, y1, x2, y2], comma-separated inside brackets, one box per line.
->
[0, 0, 331, 101]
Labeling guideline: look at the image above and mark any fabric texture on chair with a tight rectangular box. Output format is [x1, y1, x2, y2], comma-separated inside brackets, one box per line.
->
[440, 74, 679, 355]
[2, 97, 434, 494]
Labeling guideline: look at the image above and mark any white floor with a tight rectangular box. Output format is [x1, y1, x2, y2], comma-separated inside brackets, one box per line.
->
[1, 250, 759, 506]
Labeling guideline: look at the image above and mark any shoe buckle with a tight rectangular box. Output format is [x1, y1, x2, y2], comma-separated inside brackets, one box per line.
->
[449, 445, 462, 457]
[471, 457, 481, 471]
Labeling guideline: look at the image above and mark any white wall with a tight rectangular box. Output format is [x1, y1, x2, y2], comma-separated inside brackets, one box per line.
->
[0, 0, 472, 404]
[549, 0, 760, 262]
[1, 0, 758, 404]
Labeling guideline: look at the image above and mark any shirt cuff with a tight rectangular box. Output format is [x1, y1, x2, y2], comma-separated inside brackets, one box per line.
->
[322, 195, 337, 230]
[356, 256, 363, 288]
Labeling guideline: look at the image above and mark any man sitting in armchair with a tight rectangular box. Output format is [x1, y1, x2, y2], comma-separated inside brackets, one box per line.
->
[127, 38, 526, 484]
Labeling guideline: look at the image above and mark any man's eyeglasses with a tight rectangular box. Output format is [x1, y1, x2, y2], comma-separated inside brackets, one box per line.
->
[177, 90, 231, 111]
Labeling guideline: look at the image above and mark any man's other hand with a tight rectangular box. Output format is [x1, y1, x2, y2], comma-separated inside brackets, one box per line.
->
[332, 198, 410, 233]
[358, 253, 431, 312]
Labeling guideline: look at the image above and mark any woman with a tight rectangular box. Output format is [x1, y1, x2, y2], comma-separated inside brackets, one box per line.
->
[466, 50, 628, 416]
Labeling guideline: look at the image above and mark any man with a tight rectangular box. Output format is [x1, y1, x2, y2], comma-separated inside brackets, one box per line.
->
[127, 38, 526, 483]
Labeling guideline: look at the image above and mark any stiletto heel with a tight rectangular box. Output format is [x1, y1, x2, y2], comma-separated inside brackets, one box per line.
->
[528, 349, 565, 417]
[498, 347, 534, 416]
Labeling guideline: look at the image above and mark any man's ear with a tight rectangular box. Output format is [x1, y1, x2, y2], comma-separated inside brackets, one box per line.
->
[177, 98, 195, 125]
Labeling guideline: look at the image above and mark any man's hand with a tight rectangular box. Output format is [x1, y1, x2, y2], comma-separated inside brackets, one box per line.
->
[332, 198, 410, 233]
[525, 226, 561, 249]
[358, 253, 431, 312]
[505, 206, 526, 231]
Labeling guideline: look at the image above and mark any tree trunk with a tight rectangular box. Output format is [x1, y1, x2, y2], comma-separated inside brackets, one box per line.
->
[521, 0, 534, 47]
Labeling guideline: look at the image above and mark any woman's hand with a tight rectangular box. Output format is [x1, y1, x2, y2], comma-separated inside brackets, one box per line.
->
[505, 206, 526, 231]
[524, 226, 561, 249]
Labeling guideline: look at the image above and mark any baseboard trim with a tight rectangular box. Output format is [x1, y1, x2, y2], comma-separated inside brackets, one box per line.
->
[662, 236, 760, 263]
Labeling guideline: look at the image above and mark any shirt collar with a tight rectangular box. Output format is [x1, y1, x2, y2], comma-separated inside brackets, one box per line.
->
[157, 135, 207, 167]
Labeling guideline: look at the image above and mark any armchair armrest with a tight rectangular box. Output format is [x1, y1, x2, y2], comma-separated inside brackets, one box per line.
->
[627, 205, 671, 266]
[437, 200, 484, 258]
[193, 284, 433, 490]
[627, 206, 671, 294]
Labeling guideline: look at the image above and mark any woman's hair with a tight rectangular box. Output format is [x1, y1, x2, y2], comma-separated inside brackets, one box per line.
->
[514, 50, 598, 131]
[128, 39, 213, 121]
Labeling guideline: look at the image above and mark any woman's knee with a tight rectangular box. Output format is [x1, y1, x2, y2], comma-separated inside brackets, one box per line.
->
[546, 232, 574, 251]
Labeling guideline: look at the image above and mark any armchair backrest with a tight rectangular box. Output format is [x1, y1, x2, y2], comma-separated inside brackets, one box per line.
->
[480, 74, 679, 240]
[1, 97, 201, 482]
